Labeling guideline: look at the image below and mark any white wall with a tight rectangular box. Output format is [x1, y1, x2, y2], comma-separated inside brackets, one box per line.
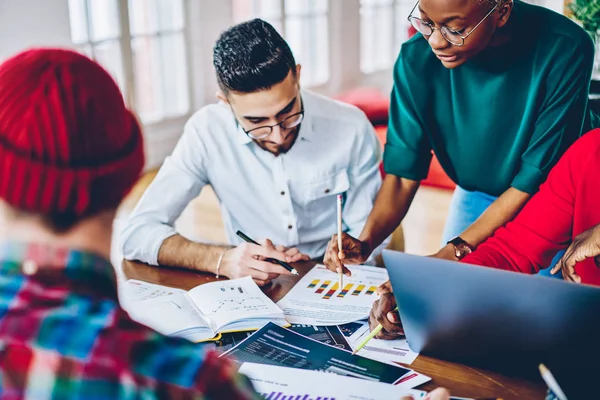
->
[0, 0, 73, 62]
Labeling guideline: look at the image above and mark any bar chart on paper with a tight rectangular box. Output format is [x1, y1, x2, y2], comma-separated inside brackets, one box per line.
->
[277, 264, 389, 325]
[262, 392, 336, 400]
[306, 279, 378, 300]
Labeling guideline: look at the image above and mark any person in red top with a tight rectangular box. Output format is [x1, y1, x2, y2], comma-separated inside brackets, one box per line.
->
[462, 127, 600, 285]
[370, 128, 600, 341]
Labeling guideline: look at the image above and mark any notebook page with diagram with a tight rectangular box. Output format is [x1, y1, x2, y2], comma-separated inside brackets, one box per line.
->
[122, 276, 288, 342]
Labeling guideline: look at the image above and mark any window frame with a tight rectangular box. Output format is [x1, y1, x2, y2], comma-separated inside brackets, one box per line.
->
[359, 0, 413, 74]
[233, 0, 331, 88]
[69, 0, 194, 128]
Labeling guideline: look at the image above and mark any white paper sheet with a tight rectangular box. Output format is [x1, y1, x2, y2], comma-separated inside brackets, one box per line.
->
[277, 264, 389, 325]
[348, 321, 419, 366]
[239, 363, 427, 400]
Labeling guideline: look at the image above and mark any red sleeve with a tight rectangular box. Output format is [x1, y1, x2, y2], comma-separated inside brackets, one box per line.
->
[462, 130, 600, 273]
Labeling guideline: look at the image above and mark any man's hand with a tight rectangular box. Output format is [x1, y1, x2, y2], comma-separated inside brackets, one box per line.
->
[401, 388, 450, 400]
[272, 242, 311, 263]
[552, 224, 600, 283]
[323, 233, 371, 277]
[368, 291, 404, 340]
[220, 239, 309, 286]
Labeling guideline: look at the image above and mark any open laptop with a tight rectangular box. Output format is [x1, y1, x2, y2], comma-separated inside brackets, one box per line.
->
[383, 250, 600, 396]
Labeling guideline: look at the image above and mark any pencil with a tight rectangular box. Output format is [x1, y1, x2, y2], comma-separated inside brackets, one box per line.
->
[337, 194, 343, 288]
[235, 230, 299, 276]
[539, 364, 567, 400]
[352, 306, 399, 355]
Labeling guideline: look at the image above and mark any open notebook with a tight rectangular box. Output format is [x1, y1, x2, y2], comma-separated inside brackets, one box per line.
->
[121, 276, 288, 343]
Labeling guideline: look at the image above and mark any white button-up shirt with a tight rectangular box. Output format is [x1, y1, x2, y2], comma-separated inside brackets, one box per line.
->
[121, 90, 386, 264]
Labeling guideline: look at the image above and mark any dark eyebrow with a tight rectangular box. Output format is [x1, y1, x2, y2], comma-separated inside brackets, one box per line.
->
[276, 97, 297, 117]
[418, 7, 466, 24]
[243, 97, 297, 121]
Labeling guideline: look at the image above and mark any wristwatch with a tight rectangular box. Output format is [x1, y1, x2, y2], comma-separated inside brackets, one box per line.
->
[447, 236, 474, 260]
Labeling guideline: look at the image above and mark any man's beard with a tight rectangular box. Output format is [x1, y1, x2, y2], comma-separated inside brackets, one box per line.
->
[254, 125, 301, 156]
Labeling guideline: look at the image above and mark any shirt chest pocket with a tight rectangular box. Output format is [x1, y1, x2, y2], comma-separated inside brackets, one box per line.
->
[292, 170, 350, 208]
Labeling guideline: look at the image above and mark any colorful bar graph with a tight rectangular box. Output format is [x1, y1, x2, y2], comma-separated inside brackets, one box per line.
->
[307, 279, 320, 289]
[322, 282, 340, 300]
[315, 281, 331, 294]
[365, 286, 377, 295]
[336, 283, 354, 298]
[263, 393, 335, 400]
[351, 284, 365, 296]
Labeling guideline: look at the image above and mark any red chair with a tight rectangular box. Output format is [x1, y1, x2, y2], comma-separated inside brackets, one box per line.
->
[374, 125, 455, 190]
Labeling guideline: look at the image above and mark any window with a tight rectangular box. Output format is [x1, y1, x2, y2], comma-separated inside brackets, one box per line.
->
[233, 0, 330, 87]
[68, 0, 191, 124]
[360, 0, 414, 73]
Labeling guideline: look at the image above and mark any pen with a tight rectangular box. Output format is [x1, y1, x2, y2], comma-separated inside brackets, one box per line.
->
[235, 230, 299, 276]
[539, 364, 567, 400]
[337, 194, 343, 289]
[352, 306, 399, 355]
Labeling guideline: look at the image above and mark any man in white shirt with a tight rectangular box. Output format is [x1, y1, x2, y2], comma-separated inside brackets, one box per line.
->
[121, 19, 385, 286]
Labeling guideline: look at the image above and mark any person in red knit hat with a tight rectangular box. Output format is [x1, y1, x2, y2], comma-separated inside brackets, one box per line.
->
[0, 48, 260, 399]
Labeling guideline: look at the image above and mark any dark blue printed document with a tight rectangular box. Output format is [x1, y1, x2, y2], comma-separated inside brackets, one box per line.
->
[221, 322, 412, 384]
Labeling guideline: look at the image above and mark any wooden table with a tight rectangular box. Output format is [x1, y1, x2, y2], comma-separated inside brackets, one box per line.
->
[122, 260, 547, 400]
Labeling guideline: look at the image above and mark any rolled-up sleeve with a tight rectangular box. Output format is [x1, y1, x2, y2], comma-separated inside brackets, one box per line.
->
[511, 37, 594, 194]
[120, 118, 210, 265]
[383, 49, 432, 180]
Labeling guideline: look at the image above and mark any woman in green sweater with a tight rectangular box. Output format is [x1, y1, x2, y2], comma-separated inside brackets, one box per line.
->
[326, 0, 597, 273]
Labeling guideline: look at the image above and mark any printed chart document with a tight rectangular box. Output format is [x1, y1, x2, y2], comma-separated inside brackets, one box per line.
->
[277, 264, 389, 325]
[288, 324, 352, 351]
[203, 325, 351, 353]
[340, 321, 419, 366]
[122, 277, 287, 342]
[221, 322, 419, 385]
[239, 363, 428, 400]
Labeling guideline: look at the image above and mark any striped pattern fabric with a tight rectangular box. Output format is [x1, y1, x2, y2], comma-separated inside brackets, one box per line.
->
[0, 242, 260, 399]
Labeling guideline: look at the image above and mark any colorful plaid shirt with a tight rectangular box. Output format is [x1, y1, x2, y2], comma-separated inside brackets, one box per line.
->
[0, 242, 260, 399]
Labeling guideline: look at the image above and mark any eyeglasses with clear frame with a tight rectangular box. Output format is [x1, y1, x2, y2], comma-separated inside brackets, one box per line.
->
[407, 1, 499, 47]
[241, 109, 305, 140]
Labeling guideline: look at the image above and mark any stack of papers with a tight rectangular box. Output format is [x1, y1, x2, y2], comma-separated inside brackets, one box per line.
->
[221, 322, 429, 388]
[121, 263, 427, 396]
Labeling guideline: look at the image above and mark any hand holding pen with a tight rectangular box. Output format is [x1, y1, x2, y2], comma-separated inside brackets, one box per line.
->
[235, 230, 304, 275]
[214, 231, 307, 286]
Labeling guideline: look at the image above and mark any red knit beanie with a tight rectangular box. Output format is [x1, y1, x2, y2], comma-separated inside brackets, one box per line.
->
[0, 48, 144, 218]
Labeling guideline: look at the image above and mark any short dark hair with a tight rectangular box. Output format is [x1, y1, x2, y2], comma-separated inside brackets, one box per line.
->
[213, 19, 297, 94]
